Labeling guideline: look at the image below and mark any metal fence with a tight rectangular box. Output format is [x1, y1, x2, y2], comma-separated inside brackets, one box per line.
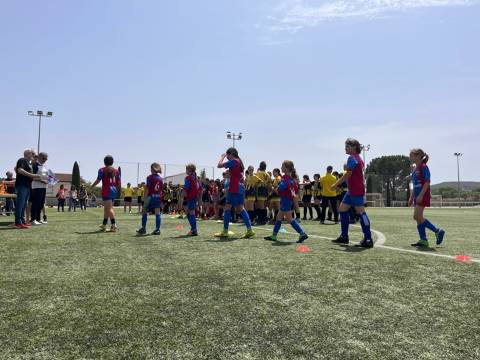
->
[117, 162, 216, 186]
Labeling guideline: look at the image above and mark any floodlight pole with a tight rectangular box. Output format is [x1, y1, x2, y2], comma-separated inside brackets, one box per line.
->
[454, 152, 463, 207]
[361, 144, 371, 164]
[28, 110, 53, 153]
[226, 131, 243, 148]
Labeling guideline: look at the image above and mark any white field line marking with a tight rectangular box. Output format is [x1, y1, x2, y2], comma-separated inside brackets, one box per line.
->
[253, 225, 480, 264]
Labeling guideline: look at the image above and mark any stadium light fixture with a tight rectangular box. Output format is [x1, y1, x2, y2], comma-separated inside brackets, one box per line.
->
[226, 131, 243, 148]
[28, 110, 54, 153]
[361, 144, 371, 164]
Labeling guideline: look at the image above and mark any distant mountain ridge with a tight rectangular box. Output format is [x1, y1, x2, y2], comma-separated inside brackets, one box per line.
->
[431, 182, 480, 191]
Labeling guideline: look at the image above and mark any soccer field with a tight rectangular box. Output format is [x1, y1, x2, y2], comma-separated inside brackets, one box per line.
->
[1, 208, 479, 359]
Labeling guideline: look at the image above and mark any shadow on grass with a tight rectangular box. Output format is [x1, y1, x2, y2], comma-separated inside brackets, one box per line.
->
[205, 237, 244, 243]
[173, 234, 196, 239]
[271, 241, 294, 246]
[331, 245, 371, 253]
[416, 247, 437, 252]
[0, 227, 17, 231]
[75, 230, 110, 235]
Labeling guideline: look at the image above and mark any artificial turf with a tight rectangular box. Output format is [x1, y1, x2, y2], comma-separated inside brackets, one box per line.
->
[0, 208, 479, 359]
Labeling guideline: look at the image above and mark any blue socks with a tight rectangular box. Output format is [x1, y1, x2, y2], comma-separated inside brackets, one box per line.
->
[273, 220, 282, 235]
[223, 210, 231, 231]
[423, 219, 438, 233]
[417, 219, 438, 240]
[187, 214, 197, 232]
[155, 214, 161, 231]
[290, 219, 305, 235]
[417, 222, 427, 240]
[240, 209, 252, 230]
[141, 214, 147, 229]
[359, 212, 372, 240]
[340, 211, 350, 237]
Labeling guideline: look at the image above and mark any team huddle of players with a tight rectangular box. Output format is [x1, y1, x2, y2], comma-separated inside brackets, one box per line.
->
[92, 138, 445, 249]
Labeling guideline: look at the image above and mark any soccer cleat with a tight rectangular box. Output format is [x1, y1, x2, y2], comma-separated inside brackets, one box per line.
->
[297, 233, 309, 244]
[214, 230, 232, 238]
[186, 230, 198, 237]
[31, 220, 42, 226]
[435, 229, 445, 246]
[40, 220, 48, 224]
[243, 229, 255, 239]
[15, 224, 26, 229]
[264, 235, 277, 241]
[136, 228, 146, 235]
[152, 229, 161, 235]
[355, 238, 374, 248]
[99, 224, 107, 231]
[332, 235, 349, 244]
[109, 225, 118, 233]
[411, 240, 429, 248]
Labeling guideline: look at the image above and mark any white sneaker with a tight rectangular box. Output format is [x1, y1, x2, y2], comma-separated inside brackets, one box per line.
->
[40, 220, 48, 224]
[32, 220, 42, 226]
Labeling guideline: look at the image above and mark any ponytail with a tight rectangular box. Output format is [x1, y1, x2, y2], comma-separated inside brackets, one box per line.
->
[410, 148, 429, 163]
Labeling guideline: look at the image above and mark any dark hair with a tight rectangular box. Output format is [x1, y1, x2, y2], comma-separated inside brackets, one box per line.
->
[226, 147, 245, 172]
[259, 161, 267, 171]
[151, 162, 162, 174]
[314, 173, 320, 179]
[303, 175, 310, 181]
[327, 166, 333, 172]
[345, 138, 362, 154]
[273, 168, 281, 176]
[104, 155, 114, 166]
[282, 160, 297, 179]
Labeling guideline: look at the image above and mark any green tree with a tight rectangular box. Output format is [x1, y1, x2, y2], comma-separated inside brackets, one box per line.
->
[432, 187, 457, 198]
[72, 161, 81, 190]
[366, 155, 411, 206]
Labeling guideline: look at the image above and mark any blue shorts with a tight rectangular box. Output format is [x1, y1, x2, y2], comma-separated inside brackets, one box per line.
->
[102, 197, 114, 202]
[342, 193, 365, 207]
[186, 199, 197, 210]
[145, 196, 161, 210]
[226, 193, 244, 207]
[280, 198, 293, 212]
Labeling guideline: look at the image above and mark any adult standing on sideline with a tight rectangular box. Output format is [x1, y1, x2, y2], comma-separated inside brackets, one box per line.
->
[31, 152, 49, 225]
[78, 185, 88, 211]
[68, 185, 77, 212]
[320, 166, 339, 224]
[3, 171, 16, 215]
[14, 149, 39, 229]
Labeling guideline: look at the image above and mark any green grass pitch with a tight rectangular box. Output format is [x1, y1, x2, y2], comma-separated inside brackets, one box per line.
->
[1, 208, 479, 359]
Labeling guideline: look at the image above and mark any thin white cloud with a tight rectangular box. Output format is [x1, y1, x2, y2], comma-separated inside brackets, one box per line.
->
[265, 0, 479, 33]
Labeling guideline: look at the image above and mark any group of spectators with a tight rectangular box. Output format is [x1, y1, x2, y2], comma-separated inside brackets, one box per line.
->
[0, 148, 98, 227]
[0, 149, 49, 228]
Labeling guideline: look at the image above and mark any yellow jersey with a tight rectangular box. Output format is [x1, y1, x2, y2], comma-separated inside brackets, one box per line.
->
[245, 175, 260, 190]
[255, 171, 271, 187]
[320, 173, 338, 197]
[312, 180, 322, 197]
[137, 187, 144, 197]
[123, 187, 134, 197]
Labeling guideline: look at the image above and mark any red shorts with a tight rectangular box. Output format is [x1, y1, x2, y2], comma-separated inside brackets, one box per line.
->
[414, 191, 430, 207]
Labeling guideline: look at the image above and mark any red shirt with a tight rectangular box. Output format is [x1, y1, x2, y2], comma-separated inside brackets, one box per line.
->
[146, 174, 163, 198]
[184, 174, 199, 201]
[346, 154, 365, 196]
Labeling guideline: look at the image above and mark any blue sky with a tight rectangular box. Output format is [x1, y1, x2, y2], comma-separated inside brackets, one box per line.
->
[1, 0, 479, 185]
